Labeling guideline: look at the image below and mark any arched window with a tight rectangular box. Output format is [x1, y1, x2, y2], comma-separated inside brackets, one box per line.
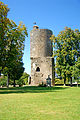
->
[36, 67, 40, 72]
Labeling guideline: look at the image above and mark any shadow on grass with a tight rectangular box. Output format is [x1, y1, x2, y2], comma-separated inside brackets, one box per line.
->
[0, 86, 69, 94]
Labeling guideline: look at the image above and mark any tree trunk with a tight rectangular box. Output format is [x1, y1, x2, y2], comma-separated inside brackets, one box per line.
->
[64, 74, 66, 86]
[70, 77, 72, 87]
[0, 71, 1, 77]
[52, 58, 55, 86]
[7, 74, 9, 88]
[77, 81, 78, 87]
[13, 79, 16, 87]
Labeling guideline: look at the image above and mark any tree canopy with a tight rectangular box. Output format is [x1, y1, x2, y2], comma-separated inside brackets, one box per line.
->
[51, 27, 80, 85]
[0, 1, 28, 87]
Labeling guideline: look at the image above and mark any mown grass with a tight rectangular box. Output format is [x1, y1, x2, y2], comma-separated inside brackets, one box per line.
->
[0, 86, 80, 120]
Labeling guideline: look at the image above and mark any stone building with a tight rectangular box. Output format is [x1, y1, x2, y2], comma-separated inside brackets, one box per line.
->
[30, 25, 55, 86]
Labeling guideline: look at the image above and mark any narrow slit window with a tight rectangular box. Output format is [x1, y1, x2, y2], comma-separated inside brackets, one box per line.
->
[36, 67, 40, 72]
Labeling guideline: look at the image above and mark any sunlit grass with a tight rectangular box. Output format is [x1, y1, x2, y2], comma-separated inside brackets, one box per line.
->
[0, 86, 80, 120]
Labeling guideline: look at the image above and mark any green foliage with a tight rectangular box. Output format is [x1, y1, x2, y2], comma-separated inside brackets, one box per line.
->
[72, 57, 80, 86]
[55, 78, 70, 84]
[0, 75, 7, 87]
[16, 79, 24, 87]
[20, 72, 29, 85]
[9, 62, 24, 80]
[0, 1, 9, 72]
[51, 27, 80, 84]
[0, 72, 29, 87]
[0, 1, 28, 87]
[16, 72, 29, 87]
[55, 78, 64, 84]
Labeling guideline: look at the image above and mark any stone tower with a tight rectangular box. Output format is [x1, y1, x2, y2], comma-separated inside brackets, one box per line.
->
[30, 25, 54, 85]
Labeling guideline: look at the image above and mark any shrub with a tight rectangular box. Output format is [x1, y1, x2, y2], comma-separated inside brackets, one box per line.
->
[0, 75, 7, 87]
[38, 82, 47, 87]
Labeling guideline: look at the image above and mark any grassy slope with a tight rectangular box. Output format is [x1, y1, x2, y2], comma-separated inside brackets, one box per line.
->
[0, 86, 80, 120]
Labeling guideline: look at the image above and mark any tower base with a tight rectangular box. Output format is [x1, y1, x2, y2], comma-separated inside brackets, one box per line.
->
[31, 57, 53, 86]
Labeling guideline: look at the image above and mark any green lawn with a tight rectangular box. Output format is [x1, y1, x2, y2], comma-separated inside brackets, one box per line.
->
[0, 86, 80, 120]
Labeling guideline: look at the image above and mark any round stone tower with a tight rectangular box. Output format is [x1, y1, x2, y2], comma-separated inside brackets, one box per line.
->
[30, 25, 54, 85]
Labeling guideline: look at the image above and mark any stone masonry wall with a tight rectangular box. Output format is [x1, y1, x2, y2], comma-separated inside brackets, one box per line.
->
[31, 57, 52, 85]
[30, 28, 53, 58]
[30, 26, 53, 85]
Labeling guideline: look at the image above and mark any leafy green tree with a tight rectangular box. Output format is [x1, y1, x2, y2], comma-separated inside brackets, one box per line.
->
[0, 2, 28, 87]
[0, 1, 9, 75]
[20, 72, 29, 85]
[9, 61, 24, 87]
[72, 57, 80, 87]
[51, 27, 80, 86]
[5, 21, 27, 87]
[16, 72, 29, 87]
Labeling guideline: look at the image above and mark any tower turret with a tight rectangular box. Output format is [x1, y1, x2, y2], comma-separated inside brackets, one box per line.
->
[30, 26, 54, 85]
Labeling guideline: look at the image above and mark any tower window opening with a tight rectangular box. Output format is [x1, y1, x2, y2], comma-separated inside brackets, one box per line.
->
[36, 67, 40, 72]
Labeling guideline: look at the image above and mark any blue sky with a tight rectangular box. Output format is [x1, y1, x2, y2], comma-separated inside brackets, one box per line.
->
[1, 0, 80, 74]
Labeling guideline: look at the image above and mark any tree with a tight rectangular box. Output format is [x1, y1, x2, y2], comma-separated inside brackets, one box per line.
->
[19, 72, 29, 85]
[0, 1, 9, 75]
[51, 27, 80, 86]
[16, 72, 29, 87]
[9, 61, 24, 87]
[0, 2, 28, 87]
[5, 20, 27, 87]
[72, 57, 80, 87]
